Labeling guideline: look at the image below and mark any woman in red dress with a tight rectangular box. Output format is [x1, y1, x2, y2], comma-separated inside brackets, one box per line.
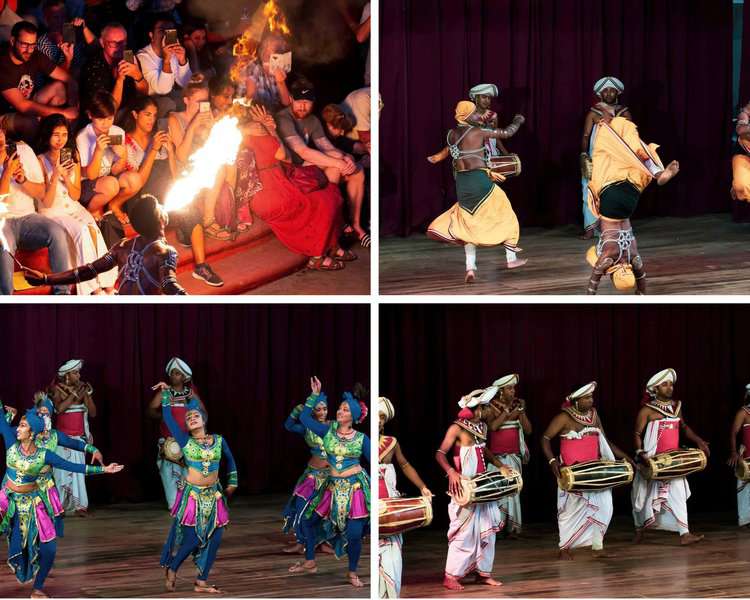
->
[242, 105, 354, 270]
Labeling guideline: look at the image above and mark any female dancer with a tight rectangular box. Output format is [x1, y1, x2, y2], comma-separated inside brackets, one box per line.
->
[0, 408, 122, 598]
[243, 105, 353, 271]
[282, 396, 330, 554]
[158, 390, 237, 594]
[289, 377, 369, 587]
[36, 113, 116, 295]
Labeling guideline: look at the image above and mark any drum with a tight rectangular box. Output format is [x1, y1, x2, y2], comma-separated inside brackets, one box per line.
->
[379, 496, 433, 537]
[736, 459, 750, 481]
[641, 449, 707, 481]
[558, 459, 634, 492]
[161, 437, 184, 465]
[487, 154, 522, 178]
[450, 469, 523, 508]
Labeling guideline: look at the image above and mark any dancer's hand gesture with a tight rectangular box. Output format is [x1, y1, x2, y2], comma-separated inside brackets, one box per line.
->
[90, 450, 104, 466]
[103, 463, 124, 474]
[151, 381, 169, 391]
[225, 485, 237, 498]
[310, 376, 322, 396]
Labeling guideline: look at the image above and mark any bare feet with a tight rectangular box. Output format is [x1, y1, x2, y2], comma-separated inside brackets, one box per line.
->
[282, 543, 304, 554]
[318, 543, 335, 555]
[656, 160, 680, 186]
[592, 549, 617, 559]
[464, 270, 476, 284]
[194, 581, 222, 594]
[680, 532, 704, 545]
[30, 589, 48, 599]
[443, 575, 464, 591]
[288, 560, 318, 575]
[74, 508, 88, 517]
[347, 572, 364, 588]
[506, 258, 528, 269]
[475, 574, 503, 586]
[165, 569, 176, 592]
[558, 548, 574, 560]
[633, 528, 645, 544]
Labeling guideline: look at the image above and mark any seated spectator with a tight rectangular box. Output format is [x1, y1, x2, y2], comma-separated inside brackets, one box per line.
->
[183, 19, 216, 81]
[35, 113, 115, 294]
[208, 76, 233, 118]
[0, 20, 78, 140]
[168, 78, 237, 241]
[75, 90, 130, 220]
[0, 1, 22, 45]
[79, 21, 148, 111]
[341, 86, 371, 147]
[242, 32, 290, 113]
[36, 0, 89, 77]
[0, 123, 71, 293]
[122, 94, 223, 287]
[242, 104, 353, 271]
[321, 103, 368, 162]
[276, 80, 368, 246]
[137, 14, 192, 117]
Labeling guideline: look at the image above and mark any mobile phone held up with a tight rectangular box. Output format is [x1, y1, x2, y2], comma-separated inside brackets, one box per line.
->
[62, 23, 76, 45]
[123, 50, 135, 65]
[60, 148, 73, 164]
[6, 140, 17, 158]
[164, 29, 178, 47]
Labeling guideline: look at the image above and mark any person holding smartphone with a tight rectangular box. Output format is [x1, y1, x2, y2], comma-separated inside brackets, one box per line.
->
[137, 16, 192, 117]
[35, 113, 115, 294]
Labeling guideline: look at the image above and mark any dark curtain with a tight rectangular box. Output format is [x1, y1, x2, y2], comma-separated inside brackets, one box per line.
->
[380, 0, 735, 236]
[0, 304, 370, 504]
[380, 304, 747, 526]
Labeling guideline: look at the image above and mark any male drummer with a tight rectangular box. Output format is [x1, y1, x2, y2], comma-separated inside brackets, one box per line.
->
[147, 357, 206, 508]
[485, 373, 531, 537]
[435, 387, 510, 590]
[379, 397, 432, 598]
[50, 359, 97, 514]
[728, 384, 750, 528]
[542, 381, 634, 559]
[632, 368, 708, 544]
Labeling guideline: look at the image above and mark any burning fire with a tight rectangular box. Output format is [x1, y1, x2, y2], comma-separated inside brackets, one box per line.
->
[231, 0, 292, 84]
[164, 117, 243, 212]
[264, 0, 290, 35]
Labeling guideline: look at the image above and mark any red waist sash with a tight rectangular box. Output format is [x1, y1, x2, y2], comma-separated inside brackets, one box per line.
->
[560, 433, 599, 466]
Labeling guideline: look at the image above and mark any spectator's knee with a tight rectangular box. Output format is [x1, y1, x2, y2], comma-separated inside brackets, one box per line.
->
[324, 167, 341, 184]
[99, 176, 119, 198]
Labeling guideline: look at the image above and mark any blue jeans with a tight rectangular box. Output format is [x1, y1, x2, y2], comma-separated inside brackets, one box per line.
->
[1, 214, 72, 295]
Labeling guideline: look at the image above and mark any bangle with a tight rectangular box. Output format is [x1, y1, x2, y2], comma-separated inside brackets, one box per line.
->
[548, 457, 557, 464]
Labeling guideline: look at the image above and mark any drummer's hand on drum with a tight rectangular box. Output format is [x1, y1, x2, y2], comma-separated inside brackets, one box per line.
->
[728, 451, 741, 467]
[697, 440, 710, 458]
[549, 458, 562, 480]
[447, 469, 462, 497]
[420, 486, 433, 498]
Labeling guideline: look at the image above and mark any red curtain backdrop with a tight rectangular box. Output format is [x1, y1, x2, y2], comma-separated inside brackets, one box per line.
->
[380, 304, 748, 525]
[0, 304, 370, 504]
[380, 0, 735, 236]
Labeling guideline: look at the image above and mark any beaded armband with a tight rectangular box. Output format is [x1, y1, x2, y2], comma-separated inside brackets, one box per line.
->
[305, 394, 320, 409]
[85, 444, 98, 455]
[86, 465, 104, 475]
[227, 470, 238, 487]
[161, 390, 171, 407]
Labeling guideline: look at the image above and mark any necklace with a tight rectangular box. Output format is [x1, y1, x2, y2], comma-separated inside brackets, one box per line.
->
[564, 406, 594, 425]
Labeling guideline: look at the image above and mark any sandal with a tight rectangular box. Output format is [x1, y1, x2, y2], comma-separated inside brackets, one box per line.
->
[288, 561, 318, 575]
[204, 222, 232, 241]
[358, 232, 371, 248]
[307, 256, 344, 271]
[194, 581, 222, 594]
[237, 221, 253, 232]
[330, 247, 357, 262]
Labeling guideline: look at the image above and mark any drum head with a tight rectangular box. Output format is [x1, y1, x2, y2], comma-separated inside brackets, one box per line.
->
[163, 438, 183, 462]
[736, 460, 750, 481]
[558, 468, 574, 492]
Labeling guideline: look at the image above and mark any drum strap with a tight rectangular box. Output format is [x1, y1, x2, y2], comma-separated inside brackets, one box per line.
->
[379, 435, 397, 462]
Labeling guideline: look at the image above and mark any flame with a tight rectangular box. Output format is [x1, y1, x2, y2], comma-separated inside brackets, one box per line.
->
[164, 117, 243, 212]
[264, 0, 290, 35]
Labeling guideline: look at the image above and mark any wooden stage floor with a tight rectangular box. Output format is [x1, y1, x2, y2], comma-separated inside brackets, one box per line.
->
[397, 514, 750, 597]
[380, 214, 750, 295]
[0, 495, 369, 598]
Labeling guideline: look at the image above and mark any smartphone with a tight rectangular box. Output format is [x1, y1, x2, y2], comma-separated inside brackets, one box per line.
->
[6, 140, 17, 157]
[164, 29, 178, 47]
[60, 148, 73, 164]
[108, 133, 123, 146]
[123, 49, 135, 64]
[62, 23, 76, 45]
[199, 101, 211, 113]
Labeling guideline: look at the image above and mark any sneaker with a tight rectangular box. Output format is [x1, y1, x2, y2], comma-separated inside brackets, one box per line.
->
[192, 263, 224, 287]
